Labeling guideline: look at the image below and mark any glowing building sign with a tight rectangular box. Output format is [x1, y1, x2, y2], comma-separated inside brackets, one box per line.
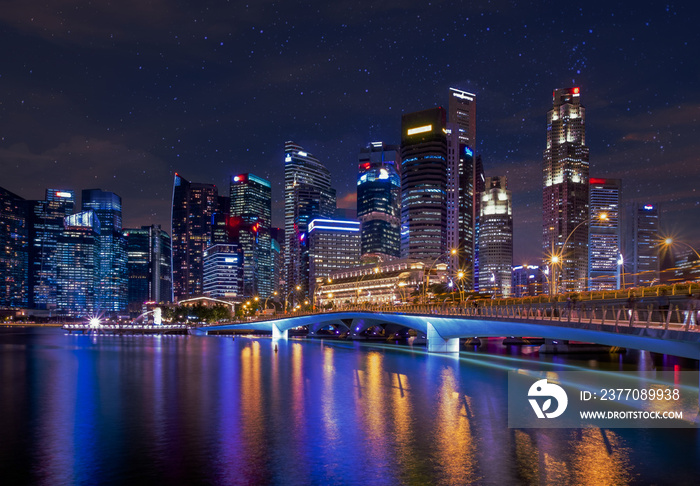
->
[56, 191, 72, 198]
[407, 125, 432, 136]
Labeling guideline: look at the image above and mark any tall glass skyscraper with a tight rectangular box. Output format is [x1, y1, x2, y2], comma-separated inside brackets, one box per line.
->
[82, 189, 127, 313]
[357, 142, 401, 263]
[56, 210, 100, 315]
[543, 87, 589, 292]
[478, 176, 513, 297]
[125, 224, 173, 311]
[284, 141, 336, 301]
[171, 173, 218, 300]
[400, 107, 448, 262]
[624, 203, 660, 287]
[0, 185, 29, 309]
[588, 178, 621, 290]
[230, 173, 272, 298]
[28, 189, 75, 310]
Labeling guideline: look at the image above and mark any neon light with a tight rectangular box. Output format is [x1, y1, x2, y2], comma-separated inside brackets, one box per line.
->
[464, 147, 473, 157]
[407, 125, 432, 136]
[224, 257, 237, 263]
[56, 191, 72, 198]
[378, 168, 389, 179]
[297, 151, 307, 157]
[573, 87, 580, 94]
[643, 205, 654, 210]
[589, 178, 606, 184]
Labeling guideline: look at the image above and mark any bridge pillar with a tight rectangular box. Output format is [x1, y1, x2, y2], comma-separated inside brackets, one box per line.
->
[272, 323, 288, 341]
[426, 322, 459, 353]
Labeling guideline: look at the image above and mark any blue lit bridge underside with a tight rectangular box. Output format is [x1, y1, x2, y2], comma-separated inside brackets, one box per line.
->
[194, 312, 700, 359]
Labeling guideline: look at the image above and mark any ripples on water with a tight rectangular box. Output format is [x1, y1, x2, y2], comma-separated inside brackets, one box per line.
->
[0, 327, 699, 485]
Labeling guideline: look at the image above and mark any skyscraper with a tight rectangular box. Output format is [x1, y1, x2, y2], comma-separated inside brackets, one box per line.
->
[357, 142, 401, 263]
[56, 210, 100, 315]
[624, 203, 660, 287]
[82, 189, 127, 313]
[125, 225, 173, 311]
[28, 189, 75, 310]
[478, 176, 513, 297]
[588, 178, 621, 290]
[0, 185, 28, 309]
[308, 218, 361, 300]
[171, 173, 218, 300]
[230, 173, 272, 298]
[203, 243, 244, 299]
[543, 87, 590, 292]
[284, 141, 336, 301]
[400, 107, 448, 262]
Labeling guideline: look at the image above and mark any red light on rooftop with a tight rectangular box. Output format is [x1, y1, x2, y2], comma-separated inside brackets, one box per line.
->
[361, 162, 370, 170]
[573, 87, 580, 94]
[589, 178, 606, 184]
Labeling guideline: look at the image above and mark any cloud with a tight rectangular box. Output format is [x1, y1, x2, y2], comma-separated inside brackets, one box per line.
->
[336, 191, 357, 209]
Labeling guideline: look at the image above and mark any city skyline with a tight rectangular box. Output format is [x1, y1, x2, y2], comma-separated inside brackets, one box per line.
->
[0, 2, 698, 264]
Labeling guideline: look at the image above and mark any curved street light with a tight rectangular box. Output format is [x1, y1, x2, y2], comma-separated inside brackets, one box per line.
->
[284, 285, 301, 314]
[424, 248, 458, 304]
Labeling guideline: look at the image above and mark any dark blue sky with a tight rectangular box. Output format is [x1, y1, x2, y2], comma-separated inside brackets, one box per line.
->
[1, 0, 698, 262]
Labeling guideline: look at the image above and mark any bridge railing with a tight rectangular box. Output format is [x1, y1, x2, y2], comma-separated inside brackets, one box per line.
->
[199, 302, 700, 332]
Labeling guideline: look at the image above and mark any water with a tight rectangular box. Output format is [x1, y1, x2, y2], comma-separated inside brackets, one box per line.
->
[1, 327, 699, 485]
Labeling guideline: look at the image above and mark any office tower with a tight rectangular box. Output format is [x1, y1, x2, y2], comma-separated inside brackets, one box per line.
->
[588, 178, 621, 290]
[171, 173, 217, 300]
[230, 173, 272, 298]
[400, 107, 448, 262]
[472, 154, 485, 291]
[447, 88, 481, 290]
[203, 243, 244, 299]
[357, 142, 401, 263]
[271, 227, 285, 295]
[56, 211, 100, 315]
[284, 141, 336, 301]
[672, 248, 700, 282]
[81, 189, 127, 313]
[478, 176, 513, 296]
[28, 189, 75, 309]
[125, 225, 173, 311]
[0, 186, 28, 309]
[542, 87, 590, 292]
[512, 265, 547, 297]
[308, 219, 361, 299]
[624, 203, 659, 287]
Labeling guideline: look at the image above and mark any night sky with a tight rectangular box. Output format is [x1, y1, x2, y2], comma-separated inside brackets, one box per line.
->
[1, 1, 698, 262]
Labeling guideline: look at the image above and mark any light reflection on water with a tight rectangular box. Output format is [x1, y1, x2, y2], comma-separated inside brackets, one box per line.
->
[0, 328, 699, 484]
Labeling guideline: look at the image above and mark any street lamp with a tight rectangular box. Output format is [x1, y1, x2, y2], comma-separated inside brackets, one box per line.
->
[284, 285, 301, 313]
[424, 248, 458, 304]
[263, 291, 278, 313]
[662, 237, 700, 260]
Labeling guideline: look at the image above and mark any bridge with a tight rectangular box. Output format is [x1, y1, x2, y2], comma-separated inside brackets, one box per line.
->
[193, 300, 700, 359]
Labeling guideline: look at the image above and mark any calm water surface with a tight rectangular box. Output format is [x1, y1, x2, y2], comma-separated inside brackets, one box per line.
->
[1, 327, 699, 485]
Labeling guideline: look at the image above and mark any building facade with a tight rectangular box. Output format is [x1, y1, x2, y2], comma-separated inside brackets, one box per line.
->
[56, 211, 100, 315]
[284, 141, 336, 302]
[82, 189, 127, 313]
[543, 87, 590, 292]
[624, 203, 660, 287]
[357, 142, 401, 263]
[230, 173, 272, 298]
[203, 243, 244, 300]
[0, 186, 29, 309]
[512, 265, 548, 297]
[588, 178, 621, 290]
[400, 107, 448, 262]
[171, 173, 218, 300]
[125, 225, 173, 311]
[308, 219, 361, 300]
[478, 176, 513, 297]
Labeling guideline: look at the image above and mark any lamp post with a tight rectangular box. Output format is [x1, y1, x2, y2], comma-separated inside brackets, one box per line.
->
[424, 248, 458, 304]
[550, 212, 608, 294]
[662, 237, 700, 260]
[456, 270, 467, 303]
[284, 285, 301, 314]
[264, 291, 278, 313]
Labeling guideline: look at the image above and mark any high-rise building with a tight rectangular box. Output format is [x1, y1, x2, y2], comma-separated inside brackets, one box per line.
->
[230, 173, 272, 298]
[588, 178, 621, 290]
[82, 189, 127, 313]
[271, 227, 284, 296]
[56, 210, 100, 315]
[308, 219, 361, 300]
[125, 225, 172, 311]
[284, 142, 336, 301]
[400, 107, 448, 262]
[28, 189, 75, 310]
[624, 203, 660, 287]
[0, 186, 29, 309]
[357, 142, 401, 263]
[171, 173, 217, 300]
[478, 176, 513, 297]
[447, 88, 481, 290]
[203, 243, 244, 299]
[542, 87, 590, 292]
